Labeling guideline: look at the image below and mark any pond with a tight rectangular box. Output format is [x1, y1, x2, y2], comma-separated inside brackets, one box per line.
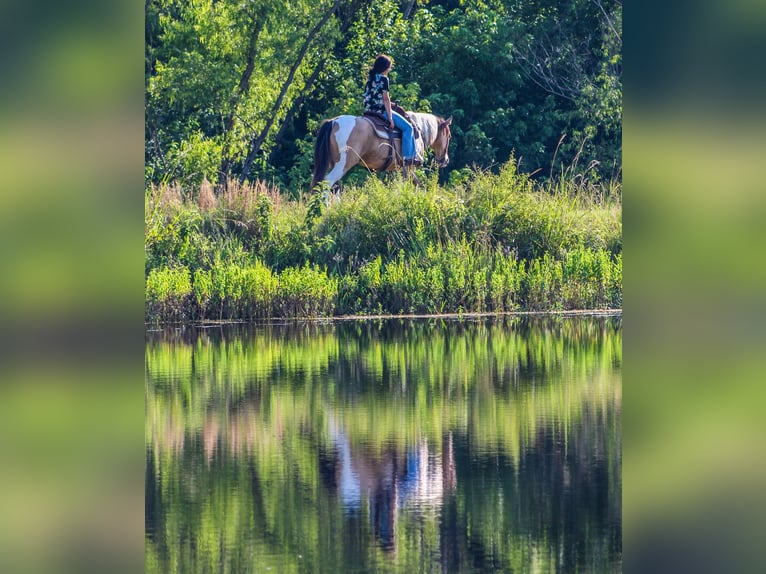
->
[146, 315, 621, 573]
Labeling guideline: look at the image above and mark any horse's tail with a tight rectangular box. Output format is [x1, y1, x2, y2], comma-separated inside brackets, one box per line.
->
[310, 119, 334, 191]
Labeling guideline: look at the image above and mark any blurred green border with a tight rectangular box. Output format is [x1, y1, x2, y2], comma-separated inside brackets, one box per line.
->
[624, 1, 766, 572]
[1, 1, 765, 572]
[0, 2, 145, 573]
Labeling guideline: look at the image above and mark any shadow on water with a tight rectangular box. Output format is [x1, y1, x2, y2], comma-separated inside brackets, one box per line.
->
[146, 315, 621, 573]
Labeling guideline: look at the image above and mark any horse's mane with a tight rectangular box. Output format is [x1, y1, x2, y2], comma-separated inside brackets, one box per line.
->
[408, 112, 444, 146]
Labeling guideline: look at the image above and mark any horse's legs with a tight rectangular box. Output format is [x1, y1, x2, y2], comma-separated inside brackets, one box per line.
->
[324, 156, 347, 188]
[318, 156, 358, 206]
[322, 116, 359, 189]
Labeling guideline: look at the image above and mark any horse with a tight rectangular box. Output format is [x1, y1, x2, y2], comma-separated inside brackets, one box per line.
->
[310, 111, 452, 191]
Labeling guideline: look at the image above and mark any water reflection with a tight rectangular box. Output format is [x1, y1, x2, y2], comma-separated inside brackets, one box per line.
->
[146, 316, 621, 573]
[325, 417, 457, 551]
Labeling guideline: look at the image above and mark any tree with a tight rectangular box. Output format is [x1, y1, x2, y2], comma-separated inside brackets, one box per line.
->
[238, 0, 344, 184]
[145, 0, 622, 191]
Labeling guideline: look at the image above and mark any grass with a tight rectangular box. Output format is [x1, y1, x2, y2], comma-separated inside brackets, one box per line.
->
[145, 161, 621, 323]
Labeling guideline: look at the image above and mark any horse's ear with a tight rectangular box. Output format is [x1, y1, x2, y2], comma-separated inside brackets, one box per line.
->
[444, 116, 452, 126]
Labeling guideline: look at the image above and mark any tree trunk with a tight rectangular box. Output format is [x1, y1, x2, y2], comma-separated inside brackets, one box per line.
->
[268, 0, 366, 163]
[270, 64, 325, 153]
[219, 14, 264, 188]
[403, 0, 416, 20]
[240, 0, 342, 184]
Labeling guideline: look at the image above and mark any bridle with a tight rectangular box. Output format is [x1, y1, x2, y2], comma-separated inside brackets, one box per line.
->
[434, 122, 451, 167]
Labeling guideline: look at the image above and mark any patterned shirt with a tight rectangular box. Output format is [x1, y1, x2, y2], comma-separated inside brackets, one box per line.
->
[363, 73, 389, 115]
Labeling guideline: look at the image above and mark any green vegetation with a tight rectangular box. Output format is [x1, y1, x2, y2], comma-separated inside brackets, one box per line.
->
[145, 0, 621, 322]
[146, 162, 621, 322]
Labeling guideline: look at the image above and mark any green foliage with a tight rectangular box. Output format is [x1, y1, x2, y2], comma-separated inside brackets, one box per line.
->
[337, 239, 524, 316]
[193, 260, 278, 320]
[146, 181, 279, 278]
[264, 201, 312, 270]
[275, 264, 338, 317]
[523, 253, 564, 311]
[145, 189, 206, 273]
[146, 0, 622, 194]
[462, 161, 620, 260]
[162, 132, 223, 188]
[146, 0, 346, 191]
[561, 246, 622, 309]
[337, 255, 384, 315]
[314, 176, 462, 268]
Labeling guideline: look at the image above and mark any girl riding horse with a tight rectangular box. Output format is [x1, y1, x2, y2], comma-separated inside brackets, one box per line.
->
[363, 54, 421, 167]
[310, 55, 452, 192]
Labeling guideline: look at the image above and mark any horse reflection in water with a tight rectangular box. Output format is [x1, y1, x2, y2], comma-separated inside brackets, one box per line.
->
[321, 418, 457, 552]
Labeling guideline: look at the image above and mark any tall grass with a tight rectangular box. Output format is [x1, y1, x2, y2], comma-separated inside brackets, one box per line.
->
[145, 160, 621, 322]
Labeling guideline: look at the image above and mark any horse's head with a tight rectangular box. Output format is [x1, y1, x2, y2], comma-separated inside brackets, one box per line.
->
[432, 116, 452, 168]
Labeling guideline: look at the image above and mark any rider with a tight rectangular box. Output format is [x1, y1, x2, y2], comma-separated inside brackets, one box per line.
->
[363, 54, 422, 166]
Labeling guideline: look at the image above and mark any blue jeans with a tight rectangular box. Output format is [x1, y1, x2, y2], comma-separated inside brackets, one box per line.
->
[385, 111, 416, 160]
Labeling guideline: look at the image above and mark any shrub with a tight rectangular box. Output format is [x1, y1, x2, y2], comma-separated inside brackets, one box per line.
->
[315, 177, 463, 269]
[192, 268, 213, 318]
[560, 247, 622, 309]
[146, 267, 192, 322]
[522, 254, 564, 311]
[379, 251, 429, 314]
[275, 264, 337, 317]
[163, 132, 223, 190]
[264, 202, 311, 271]
[145, 201, 205, 274]
[489, 253, 525, 312]
[337, 256, 384, 315]
[195, 260, 277, 320]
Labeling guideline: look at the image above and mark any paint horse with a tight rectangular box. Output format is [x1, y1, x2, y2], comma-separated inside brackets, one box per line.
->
[310, 111, 452, 191]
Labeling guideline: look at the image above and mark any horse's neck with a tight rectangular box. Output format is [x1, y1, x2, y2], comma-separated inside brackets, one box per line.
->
[409, 113, 437, 147]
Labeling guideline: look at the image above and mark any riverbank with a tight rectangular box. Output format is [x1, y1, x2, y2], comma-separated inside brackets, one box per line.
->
[145, 161, 621, 323]
[146, 309, 623, 331]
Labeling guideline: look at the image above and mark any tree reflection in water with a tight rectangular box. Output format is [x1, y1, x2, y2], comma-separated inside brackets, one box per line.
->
[146, 316, 621, 573]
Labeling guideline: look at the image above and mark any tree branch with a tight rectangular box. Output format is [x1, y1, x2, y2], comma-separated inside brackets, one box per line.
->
[514, 33, 586, 102]
[591, 0, 621, 45]
[268, 0, 366, 158]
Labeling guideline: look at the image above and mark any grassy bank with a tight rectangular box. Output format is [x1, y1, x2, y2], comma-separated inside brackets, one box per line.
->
[145, 162, 621, 323]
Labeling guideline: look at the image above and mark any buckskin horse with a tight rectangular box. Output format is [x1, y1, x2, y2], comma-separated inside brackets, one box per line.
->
[310, 111, 452, 191]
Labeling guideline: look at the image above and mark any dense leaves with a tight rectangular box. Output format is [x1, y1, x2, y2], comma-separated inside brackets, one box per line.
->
[146, 0, 621, 193]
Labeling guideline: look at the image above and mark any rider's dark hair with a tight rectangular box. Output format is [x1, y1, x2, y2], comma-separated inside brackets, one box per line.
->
[367, 54, 392, 83]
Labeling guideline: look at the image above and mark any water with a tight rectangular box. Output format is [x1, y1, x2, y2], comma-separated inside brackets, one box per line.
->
[146, 316, 621, 573]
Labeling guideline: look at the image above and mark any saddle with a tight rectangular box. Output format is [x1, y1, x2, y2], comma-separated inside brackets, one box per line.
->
[362, 104, 421, 140]
[362, 111, 402, 139]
